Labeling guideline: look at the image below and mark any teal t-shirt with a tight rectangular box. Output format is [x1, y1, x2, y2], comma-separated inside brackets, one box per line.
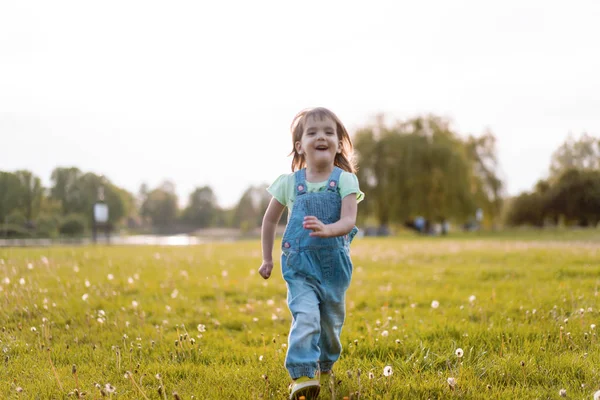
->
[267, 170, 365, 211]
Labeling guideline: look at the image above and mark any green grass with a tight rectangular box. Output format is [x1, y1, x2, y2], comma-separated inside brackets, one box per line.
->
[1, 233, 600, 399]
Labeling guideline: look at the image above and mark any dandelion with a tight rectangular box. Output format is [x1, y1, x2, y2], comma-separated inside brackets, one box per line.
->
[128, 277, 134, 284]
[431, 300, 439, 309]
[383, 366, 393, 377]
[85, 279, 91, 288]
[107, 274, 114, 281]
[221, 270, 228, 277]
[19, 278, 25, 285]
[395, 339, 401, 344]
[30, 327, 37, 332]
[563, 318, 568, 324]
[559, 388, 566, 397]
[259, 355, 263, 361]
[410, 303, 416, 308]
[27, 263, 34, 270]
[594, 390, 600, 400]
[468, 295, 476, 303]
[455, 348, 464, 358]
[16, 386, 23, 393]
[381, 330, 389, 337]
[82, 293, 89, 301]
[132, 301, 139, 308]
[447, 377, 456, 388]
[104, 383, 116, 393]
[2, 277, 10, 285]
[171, 289, 179, 299]
[591, 324, 596, 330]
[368, 372, 374, 380]
[197, 324, 206, 333]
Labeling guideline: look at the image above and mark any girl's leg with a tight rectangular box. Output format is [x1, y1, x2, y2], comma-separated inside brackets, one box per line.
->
[285, 276, 321, 379]
[318, 298, 345, 372]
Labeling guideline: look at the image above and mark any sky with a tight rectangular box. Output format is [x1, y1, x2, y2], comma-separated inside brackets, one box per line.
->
[1, 0, 599, 208]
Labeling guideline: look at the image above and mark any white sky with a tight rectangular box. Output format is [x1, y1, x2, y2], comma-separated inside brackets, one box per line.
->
[1, 0, 599, 208]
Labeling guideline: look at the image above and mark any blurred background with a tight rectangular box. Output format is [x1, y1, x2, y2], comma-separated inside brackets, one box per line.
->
[1, 1, 599, 243]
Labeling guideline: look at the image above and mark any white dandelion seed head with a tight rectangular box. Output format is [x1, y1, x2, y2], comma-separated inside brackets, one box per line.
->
[82, 293, 89, 301]
[73, 265, 79, 273]
[85, 279, 91, 288]
[447, 377, 456, 387]
[127, 277, 134, 284]
[104, 384, 115, 393]
[30, 327, 37, 332]
[41, 256, 49, 265]
[107, 274, 114, 281]
[381, 330, 389, 337]
[259, 355, 263, 361]
[368, 372, 375, 380]
[410, 303, 416, 308]
[221, 270, 228, 277]
[171, 289, 179, 299]
[563, 318, 568, 324]
[98, 310, 106, 317]
[392, 325, 398, 330]
[27, 263, 34, 270]
[19, 278, 25, 285]
[431, 300, 440, 309]
[197, 324, 206, 333]
[591, 324, 596, 330]
[2, 277, 10, 285]
[559, 388, 566, 397]
[594, 390, 600, 400]
[131, 300, 138, 308]
[468, 295, 476, 303]
[455, 348, 464, 358]
[383, 365, 393, 377]
[267, 299, 275, 306]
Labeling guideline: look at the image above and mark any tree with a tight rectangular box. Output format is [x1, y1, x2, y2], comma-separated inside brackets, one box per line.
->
[15, 170, 43, 222]
[549, 133, 600, 179]
[50, 167, 83, 215]
[0, 172, 22, 223]
[140, 181, 179, 230]
[233, 184, 270, 232]
[181, 186, 219, 228]
[354, 115, 500, 227]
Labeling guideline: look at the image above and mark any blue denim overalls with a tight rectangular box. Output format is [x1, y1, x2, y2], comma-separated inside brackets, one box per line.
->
[281, 167, 358, 379]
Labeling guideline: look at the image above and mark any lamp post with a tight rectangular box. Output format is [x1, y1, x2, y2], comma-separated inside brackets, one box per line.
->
[93, 185, 110, 243]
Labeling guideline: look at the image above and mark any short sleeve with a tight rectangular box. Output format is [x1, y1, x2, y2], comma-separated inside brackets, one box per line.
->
[267, 174, 291, 207]
[339, 172, 364, 203]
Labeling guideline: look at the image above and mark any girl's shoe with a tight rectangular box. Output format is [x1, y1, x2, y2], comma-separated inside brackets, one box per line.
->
[289, 376, 320, 400]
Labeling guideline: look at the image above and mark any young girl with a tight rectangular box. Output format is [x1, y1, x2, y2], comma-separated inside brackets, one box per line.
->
[258, 107, 364, 399]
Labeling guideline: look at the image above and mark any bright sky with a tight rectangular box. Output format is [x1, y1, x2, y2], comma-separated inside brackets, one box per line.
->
[1, 1, 599, 208]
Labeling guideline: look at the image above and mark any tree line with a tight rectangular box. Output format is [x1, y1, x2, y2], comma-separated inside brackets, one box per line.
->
[1, 115, 598, 238]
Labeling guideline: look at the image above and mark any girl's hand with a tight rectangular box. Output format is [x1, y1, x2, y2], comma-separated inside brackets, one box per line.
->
[258, 260, 274, 279]
[303, 216, 332, 237]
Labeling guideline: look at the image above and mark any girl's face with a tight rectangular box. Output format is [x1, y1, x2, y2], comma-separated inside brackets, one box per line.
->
[295, 115, 342, 169]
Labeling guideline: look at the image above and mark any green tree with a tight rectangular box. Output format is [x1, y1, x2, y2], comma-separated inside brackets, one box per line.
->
[140, 181, 179, 230]
[15, 170, 44, 222]
[181, 186, 219, 228]
[50, 167, 83, 215]
[0, 171, 22, 224]
[549, 133, 600, 179]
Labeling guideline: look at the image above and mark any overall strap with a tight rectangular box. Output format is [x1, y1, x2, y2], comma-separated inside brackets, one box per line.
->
[326, 167, 343, 192]
[294, 169, 307, 196]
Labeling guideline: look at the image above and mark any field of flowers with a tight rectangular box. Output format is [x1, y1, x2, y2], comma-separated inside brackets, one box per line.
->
[1, 234, 599, 399]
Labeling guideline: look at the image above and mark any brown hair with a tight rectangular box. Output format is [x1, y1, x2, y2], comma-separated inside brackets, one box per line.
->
[289, 107, 356, 173]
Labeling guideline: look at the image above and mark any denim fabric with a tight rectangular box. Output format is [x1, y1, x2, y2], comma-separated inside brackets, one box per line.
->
[281, 167, 358, 379]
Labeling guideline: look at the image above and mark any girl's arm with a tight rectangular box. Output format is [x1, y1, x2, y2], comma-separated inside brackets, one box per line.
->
[258, 197, 286, 279]
[303, 194, 357, 238]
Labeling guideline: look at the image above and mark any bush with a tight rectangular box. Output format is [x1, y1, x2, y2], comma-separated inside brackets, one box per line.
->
[59, 214, 88, 236]
[34, 214, 61, 238]
[0, 223, 32, 238]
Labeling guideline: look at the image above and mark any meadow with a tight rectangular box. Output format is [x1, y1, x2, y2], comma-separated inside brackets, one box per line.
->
[1, 232, 600, 399]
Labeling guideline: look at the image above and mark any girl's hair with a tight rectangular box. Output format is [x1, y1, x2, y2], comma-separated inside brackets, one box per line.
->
[289, 107, 357, 173]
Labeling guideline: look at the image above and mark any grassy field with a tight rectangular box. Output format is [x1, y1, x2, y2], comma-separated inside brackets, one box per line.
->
[1, 233, 600, 399]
